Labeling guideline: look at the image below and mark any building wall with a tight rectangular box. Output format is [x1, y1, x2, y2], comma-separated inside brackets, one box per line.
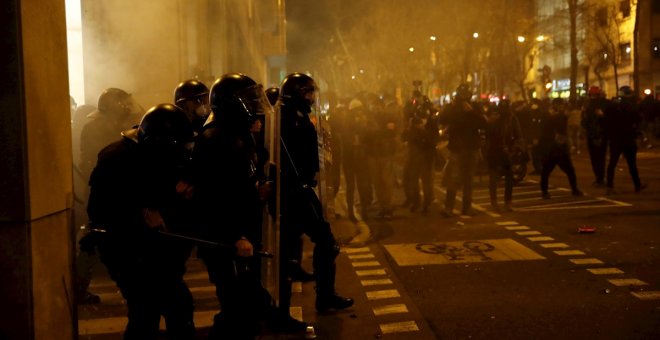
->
[80, 0, 286, 109]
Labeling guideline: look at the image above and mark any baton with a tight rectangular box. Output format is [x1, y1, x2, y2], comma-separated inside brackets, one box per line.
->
[158, 230, 274, 258]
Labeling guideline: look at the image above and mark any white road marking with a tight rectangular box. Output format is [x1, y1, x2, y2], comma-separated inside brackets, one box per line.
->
[631, 291, 660, 300]
[505, 226, 531, 230]
[519, 199, 603, 209]
[528, 236, 554, 242]
[361, 279, 394, 286]
[516, 231, 542, 236]
[554, 250, 586, 256]
[366, 289, 401, 300]
[539, 243, 570, 248]
[351, 261, 381, 268]
[496, 221, 519, 226]
[569, 258, 603, 265]
[588, 268, 624, 275]
[342, 247, 371, 254]
[79, 310, 219, 335]
[595, 196, 633, 207]
[379, 321, 419, 334]
[373, 304, 409, 316]
[356, 269, 387, 276]
[348, 253, 375, 260]
[608, 278, 647, 286]
[517, 204, 629, 211]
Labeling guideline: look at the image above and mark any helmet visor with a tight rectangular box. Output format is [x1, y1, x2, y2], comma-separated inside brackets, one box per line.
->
[236, 84, 275, 118]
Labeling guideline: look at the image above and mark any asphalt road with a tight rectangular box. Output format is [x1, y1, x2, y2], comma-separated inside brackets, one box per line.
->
[357, 148, 660, 339]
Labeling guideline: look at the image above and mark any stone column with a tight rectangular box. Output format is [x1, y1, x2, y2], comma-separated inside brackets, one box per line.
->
[0, 0, 75, 339]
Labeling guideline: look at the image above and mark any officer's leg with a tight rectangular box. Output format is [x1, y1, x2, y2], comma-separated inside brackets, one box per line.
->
[161, 278, 195, 339]
[540, 154, 556, 196]
[622, 143, 642, 189]
[443, 152, 459, 214]
[420, 155, 435, 211]
[606, 142, 623, 189]
[557, 152, 579, 193]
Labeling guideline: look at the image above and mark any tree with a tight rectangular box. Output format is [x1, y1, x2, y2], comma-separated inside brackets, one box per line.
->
[569, 0, 579, 102]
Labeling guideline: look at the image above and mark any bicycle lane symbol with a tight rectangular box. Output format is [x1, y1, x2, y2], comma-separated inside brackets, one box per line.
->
[415, 241, 496, 261]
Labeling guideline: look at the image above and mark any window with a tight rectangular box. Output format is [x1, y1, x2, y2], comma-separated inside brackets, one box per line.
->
[619, 0, 631, 18]
[619, 42, 632, 64]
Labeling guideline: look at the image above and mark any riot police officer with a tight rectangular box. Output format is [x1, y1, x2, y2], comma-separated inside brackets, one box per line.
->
[278, 72, 354, 314]
[192, 73, 305, 338]
[582, 86, 610, 186]
[87, 104, 196, 340]
[174, 79, 211, 133]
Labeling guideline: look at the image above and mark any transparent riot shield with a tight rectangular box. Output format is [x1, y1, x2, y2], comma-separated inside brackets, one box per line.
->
[312, 98, 333, 219]
[261, 96, 280, 304]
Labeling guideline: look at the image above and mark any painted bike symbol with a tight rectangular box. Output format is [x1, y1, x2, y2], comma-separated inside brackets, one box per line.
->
[415, 241, 495, 261]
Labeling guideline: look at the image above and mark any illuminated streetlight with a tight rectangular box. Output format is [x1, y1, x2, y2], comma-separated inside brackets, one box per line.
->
[351, 75, 356, 80]
[473, 32, 479, 39]
[359, 69, 365, 74]
[545, 82, 553, 90]
[536, 35, 546, 42]
[626, 46, 631, 54]
[517, 36, 526, 43]
[409, 47, 415, 52]
[430, 35, 437, 41]
[644, 89, 652, 95]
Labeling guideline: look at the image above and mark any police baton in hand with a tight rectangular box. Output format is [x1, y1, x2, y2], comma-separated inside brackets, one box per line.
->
[157, 230, 274, 258]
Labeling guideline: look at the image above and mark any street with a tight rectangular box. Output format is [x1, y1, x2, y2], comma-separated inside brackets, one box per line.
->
[78, 148, 660, 339]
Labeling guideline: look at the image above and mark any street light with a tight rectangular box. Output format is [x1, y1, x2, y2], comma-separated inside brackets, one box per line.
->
[473, 32, 479, 39]
[430, 35, 437, 41]
[536, 35, 546, 42]
[517, 36, 526, 43]
[409, 47, 415, 52]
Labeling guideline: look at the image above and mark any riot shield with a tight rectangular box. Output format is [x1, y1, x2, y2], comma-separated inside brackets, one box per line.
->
[261, 93, 280, 304]
[312, 97, 333, 220]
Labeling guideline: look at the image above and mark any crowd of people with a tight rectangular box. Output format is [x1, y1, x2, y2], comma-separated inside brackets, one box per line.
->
[323, 83, 653, 220]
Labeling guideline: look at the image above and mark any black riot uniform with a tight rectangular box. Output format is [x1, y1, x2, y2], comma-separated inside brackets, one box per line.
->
[192, 73, 303, 339]
[87, 104, 196, 340]
[278, 73, 354, 313]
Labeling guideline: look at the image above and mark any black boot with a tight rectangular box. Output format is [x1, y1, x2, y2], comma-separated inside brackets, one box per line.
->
[315, 293, 354, 312]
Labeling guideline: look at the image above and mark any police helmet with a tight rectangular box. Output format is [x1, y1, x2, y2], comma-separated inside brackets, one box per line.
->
[280, 72, 317, 112]
[137, 104, 194, 147]
[174, 79, 209, 104]
[588, 86, 601, 97]
[209, 73, 269, 128]
[265, 87, 280, 106]
[97, 88, 131, 115]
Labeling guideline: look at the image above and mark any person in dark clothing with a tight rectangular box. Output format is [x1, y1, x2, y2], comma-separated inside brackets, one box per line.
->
[401, 101, 439, 214]
[342, 99, 373, 220]
[605, 86, 647, 194]
[193, 73, 305, 339]
[278, 73, 354, 315]
[539, 98, 583, 199]
[437, 84, 486, 217]
[581, 86, 610, 186]
[87, 104, 196, 340]
[370, 94, 399, 218]
[485, 100, 524, 212]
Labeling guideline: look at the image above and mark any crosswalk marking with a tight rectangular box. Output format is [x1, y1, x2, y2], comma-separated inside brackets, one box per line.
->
[554, 250, 586, 256]
[631, 291, 660, 300]
[516, 231, 541, 236]
[348, 253, 375, 260]
[588, 268, 624, 275]
[342, 247, 371, 254]
[356, 269, 387, 276]
[496, 221, 519, 226]
[79, 310, 218, 335]
[373, 304, 408, 316]
[351, 261, 381, 268]
[528, 236, 554, 242]
[569, 258, 603, 265]
[361, 279, 393, 286]
[379, 321, 419, 334]
[608, 279, 647, 286]
[366, 289, 400, 300]
[539, 243, 570, 248]
[506, 226, 530, 230]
